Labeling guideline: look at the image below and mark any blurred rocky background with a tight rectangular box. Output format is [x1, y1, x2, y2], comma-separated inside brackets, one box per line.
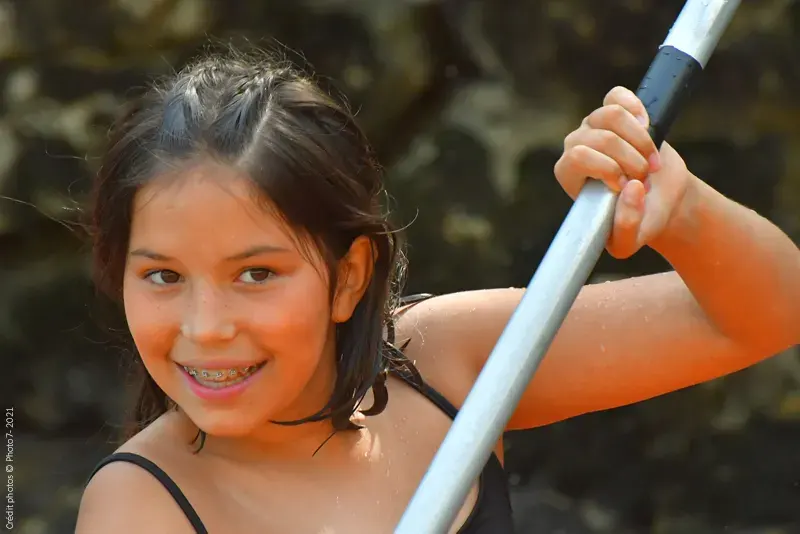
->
[2, 0, 799, 532]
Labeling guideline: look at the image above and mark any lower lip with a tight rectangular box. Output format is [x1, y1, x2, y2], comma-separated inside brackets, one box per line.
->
[179, 364, 266, 401]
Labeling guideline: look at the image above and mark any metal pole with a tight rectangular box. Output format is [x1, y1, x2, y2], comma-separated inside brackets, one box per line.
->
[395, 1, 741, 532]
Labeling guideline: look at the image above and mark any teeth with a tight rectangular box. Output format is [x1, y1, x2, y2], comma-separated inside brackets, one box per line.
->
[182, 363, 264, 388]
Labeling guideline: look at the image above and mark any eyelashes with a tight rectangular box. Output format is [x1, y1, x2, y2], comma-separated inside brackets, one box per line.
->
[236, 268, 274, 284]
[144, 269, 182, 285]
[143, 268, 276, 286]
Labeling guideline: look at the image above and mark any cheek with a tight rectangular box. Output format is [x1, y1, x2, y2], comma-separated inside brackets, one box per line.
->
[247, 271, 334, 358]
[123, 282, 180, 361]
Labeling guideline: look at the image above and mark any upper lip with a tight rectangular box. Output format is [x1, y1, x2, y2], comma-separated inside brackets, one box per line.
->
[175, 360, 265, 369]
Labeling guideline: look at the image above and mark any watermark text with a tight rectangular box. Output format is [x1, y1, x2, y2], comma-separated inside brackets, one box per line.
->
[5, 407, 14, 531]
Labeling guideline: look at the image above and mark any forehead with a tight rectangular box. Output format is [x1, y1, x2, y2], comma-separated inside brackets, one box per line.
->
[129, 163, 295, 251]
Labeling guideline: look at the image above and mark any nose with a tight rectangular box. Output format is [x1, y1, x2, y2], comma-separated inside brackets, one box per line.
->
[181, 286, 236, 345]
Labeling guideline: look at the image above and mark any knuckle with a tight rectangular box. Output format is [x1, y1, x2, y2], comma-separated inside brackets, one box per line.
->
[604, 165, 624, 184]
[605, 86, 644, 115]
[604, 86, 627, 103]
[586, 107, 606, 127]
[553, 156, 567, 176]
[569, 144, 593, 163]
[616, 212, 638, 230]
[610, 161, 624, 179]
[563, 129, 582, 149]
[594, 129, 619, 150]
[606, 103, 627, 122]
[555, 151, 577, 174]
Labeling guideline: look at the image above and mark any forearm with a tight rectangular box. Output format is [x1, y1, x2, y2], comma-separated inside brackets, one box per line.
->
[652, 173, 800, 353]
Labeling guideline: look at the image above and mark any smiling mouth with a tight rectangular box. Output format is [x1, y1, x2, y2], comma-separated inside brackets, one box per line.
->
[181, 362, 267, 389]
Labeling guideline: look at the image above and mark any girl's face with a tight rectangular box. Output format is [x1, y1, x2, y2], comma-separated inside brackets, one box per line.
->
[122, 163, 370, 439]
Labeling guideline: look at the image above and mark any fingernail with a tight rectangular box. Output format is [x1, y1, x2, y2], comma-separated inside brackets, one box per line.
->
[648, 152, 661, 172]
[636, 114, 648, 126]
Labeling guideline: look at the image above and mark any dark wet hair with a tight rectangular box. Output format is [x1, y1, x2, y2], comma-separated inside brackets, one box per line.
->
[91, 48, 416, 446]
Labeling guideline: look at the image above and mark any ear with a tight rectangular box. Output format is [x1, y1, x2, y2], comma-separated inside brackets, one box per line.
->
[331, 236, 375, 324]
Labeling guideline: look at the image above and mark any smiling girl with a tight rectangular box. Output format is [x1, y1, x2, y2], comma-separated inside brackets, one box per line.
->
[75, 50, 800, 534]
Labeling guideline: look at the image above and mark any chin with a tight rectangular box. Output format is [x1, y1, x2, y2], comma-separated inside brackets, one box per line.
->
[186, 408, 267, 439]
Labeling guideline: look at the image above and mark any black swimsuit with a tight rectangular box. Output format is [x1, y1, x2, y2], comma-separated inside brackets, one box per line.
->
[87, 296, 516, 533]
[87, 375, 514, 533]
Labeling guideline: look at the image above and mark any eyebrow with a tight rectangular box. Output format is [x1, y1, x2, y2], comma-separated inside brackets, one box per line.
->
[128, 245, 290, 262]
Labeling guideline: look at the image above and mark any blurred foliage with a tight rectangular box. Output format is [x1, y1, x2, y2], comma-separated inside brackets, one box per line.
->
[2, 0, 798, 532]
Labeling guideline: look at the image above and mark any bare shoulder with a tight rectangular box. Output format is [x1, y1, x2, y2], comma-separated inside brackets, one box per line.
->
[76, 414, 199, 534]
[392, 289, 524, 408]
[76, 458, 196, 533]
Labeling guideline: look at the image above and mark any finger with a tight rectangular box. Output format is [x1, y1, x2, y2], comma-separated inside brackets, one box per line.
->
[603, 86, 649, 127]
[554, 145, 624, 199]
[637, 180, 676, 245]
[607, 179, 646, 259]
[567, 128, 651, 181]
[585, 105, 661, 173]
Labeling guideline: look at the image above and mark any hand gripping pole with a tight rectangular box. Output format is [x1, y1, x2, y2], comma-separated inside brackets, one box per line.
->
[395, 2, 741, 532]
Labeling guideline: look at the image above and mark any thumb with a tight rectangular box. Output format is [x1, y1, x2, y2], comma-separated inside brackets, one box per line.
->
[607, 179, 646, 259]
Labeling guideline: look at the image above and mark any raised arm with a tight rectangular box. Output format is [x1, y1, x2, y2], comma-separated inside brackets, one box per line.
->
[396, 87, 800, 430]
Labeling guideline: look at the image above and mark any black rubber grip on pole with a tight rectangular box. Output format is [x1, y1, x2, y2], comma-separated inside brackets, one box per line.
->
[636, 45, 703, 147]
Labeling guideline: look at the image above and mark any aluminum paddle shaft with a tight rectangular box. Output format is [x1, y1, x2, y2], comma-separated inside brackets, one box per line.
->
[395, 1, 741, 532]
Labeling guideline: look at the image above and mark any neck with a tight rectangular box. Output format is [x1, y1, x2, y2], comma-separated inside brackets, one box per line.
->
[174, 395, 373, 466]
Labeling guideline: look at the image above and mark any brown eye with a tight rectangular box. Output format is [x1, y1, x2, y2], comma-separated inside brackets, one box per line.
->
[146, 269, 182, 285]
[238, 268, 273, 284]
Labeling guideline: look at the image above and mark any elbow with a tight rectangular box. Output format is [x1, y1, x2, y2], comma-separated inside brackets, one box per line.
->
[732, 314, 798, 362]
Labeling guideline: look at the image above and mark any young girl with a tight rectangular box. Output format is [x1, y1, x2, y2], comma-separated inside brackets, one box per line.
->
[76, 50, 799, 534]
